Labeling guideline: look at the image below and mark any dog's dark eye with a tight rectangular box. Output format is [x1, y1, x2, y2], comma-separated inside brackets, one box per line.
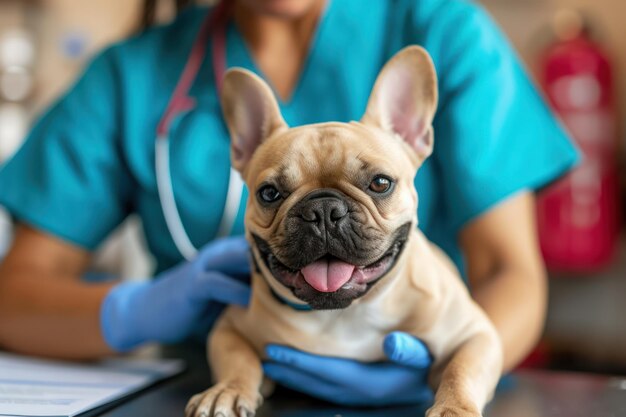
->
[258, 185, 282, 203]
[369, 176, 393, 194]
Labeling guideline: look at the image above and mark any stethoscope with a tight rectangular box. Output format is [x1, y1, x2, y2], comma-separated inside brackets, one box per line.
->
[155, 1, 243, 261]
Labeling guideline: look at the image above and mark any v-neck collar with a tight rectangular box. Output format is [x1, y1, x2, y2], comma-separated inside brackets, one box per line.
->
[225, 0, 334, 110]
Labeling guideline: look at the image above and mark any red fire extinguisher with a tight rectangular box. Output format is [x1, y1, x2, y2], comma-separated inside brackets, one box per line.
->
[536, 10, 620, 273]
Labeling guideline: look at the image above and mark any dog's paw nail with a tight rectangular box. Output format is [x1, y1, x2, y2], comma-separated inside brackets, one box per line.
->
[238, 406, 254, 417]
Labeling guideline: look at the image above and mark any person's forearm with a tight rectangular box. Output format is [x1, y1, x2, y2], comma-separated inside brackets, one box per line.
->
[471, 265, 547, 372]
[0, 269, 116, 360]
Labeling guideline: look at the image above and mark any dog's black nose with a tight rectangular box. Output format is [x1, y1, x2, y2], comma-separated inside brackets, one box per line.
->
[300, 190, 349, 229]
[301, 197, 348, 224]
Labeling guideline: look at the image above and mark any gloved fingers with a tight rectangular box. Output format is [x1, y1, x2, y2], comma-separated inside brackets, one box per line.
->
[191, 271, 252, 306]
[383, 332, 432, 369]
[265, 344, 362, 382]
[262, 362, 352, 405]
[264, 345, 435, 407]
[100, 281, 150, 352]
[263, 361, 431, 407]
[205, 243, 251, 278]
[265, 344, 408, 389]
[197, 236, 251, 271]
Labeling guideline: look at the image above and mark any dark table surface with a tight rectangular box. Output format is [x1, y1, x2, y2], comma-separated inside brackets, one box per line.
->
[94, 344, 626, 417]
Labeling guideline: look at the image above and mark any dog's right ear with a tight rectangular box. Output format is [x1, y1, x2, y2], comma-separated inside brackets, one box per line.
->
[221, 69, 287, 173]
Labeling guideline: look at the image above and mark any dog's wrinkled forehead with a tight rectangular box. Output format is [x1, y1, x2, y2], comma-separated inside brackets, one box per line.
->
[247, 122, 415, 190]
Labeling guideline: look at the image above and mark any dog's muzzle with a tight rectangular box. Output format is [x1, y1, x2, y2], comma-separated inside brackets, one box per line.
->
[252, 189, 412, 309]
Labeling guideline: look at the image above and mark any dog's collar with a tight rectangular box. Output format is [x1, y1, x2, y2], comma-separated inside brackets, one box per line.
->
[269, 287, 313, 312]
[252, 250, 313, 311]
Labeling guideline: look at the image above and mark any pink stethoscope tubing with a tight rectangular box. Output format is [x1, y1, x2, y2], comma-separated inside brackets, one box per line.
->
[154, 1, 244, 261]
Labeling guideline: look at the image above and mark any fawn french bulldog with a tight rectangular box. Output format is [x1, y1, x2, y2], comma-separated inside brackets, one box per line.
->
[186, 46, 502, 417]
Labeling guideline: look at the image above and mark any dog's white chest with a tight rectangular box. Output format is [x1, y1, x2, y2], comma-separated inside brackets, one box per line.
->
[227, 297, 400, 362]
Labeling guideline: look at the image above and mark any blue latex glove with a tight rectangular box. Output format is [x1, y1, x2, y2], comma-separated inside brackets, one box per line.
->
[101, 236, 252, 352]
[263, 331, 434, 407]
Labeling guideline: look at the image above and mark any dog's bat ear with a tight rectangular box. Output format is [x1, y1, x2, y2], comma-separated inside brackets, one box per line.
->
[361, 46, 438, 161]
[221, 68, 288, 173]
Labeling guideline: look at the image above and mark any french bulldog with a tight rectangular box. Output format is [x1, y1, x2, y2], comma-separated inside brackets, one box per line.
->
[186, 46, 502, 417]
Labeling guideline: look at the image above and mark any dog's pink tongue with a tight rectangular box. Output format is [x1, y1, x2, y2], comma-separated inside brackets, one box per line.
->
[301, 259, 355, 292]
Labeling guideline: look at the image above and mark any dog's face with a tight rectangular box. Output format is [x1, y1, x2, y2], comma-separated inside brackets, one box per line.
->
[221, 47, 438, 309]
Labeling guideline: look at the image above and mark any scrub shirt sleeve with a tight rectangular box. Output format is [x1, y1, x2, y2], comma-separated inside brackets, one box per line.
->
[424, 3, 579, 233]
[0, 47, 133, 249]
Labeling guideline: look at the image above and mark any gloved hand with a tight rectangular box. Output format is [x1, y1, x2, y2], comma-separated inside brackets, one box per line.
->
[263, 331, 433, 407]
[101, 236, 252, 352]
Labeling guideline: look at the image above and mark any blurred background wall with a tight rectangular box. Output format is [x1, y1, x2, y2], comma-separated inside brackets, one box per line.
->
[0, 1, 140, 117]
[0, 0, 625, 373]
[1, 1, 625, 130]
[0, 0, 624, 155]
[484, 0, 626, 126]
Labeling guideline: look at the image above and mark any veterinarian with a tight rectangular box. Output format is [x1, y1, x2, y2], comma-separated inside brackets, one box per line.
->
[0, 0, 577, 406]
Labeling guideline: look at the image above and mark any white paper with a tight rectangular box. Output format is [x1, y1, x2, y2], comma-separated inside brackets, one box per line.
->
[0, 352, 184, 417]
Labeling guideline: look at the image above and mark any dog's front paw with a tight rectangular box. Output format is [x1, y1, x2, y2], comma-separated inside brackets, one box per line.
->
[185, 381, 262, 417]
[426, 404, 482, 417]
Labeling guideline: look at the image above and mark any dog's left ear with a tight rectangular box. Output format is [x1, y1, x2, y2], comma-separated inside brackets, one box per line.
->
[221, 68, 288, 173]
[361, 46, 438, 161]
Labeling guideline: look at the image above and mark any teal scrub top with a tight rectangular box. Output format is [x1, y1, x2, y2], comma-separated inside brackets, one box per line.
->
[0, 0, 578, 275]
